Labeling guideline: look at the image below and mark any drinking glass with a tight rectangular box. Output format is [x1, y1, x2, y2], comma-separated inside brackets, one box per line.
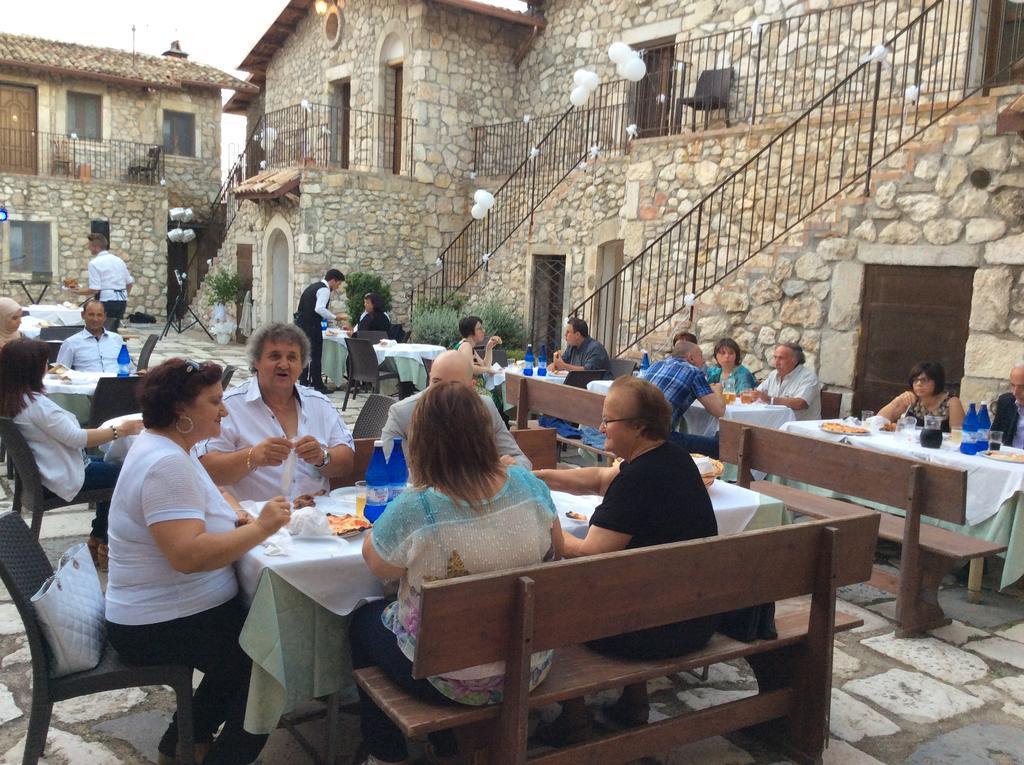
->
[988, 431, 1003, 452]
[949, 427, 963, 446]
[354, 480, 367, 519]
[898, 415, 918, 443]
[860, 410, 875, 424]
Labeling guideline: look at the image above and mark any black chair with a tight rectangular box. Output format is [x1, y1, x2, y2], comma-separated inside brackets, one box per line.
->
[0, 511, 196, 765]
[221, 365, 237, 388]
[422, 357, 433, 377]
[563, 370, 607, 389]
[387, 324, 407, 343]
[343, 337, 398, 411]
[128, 145, 162, 184]
[136, 334, 158, 371]
[678, 67, 733, 131]
[0, 418, 115, 540]
[104, 318, 121, 333]
[474, 345, 509, 368]
[352, 394, 397, 439]
[46, 341, 62, 364]
[609, 358, 637, 379]
[88, 376, 142, 428]
[354, 330, 387, 344]
[39, 326, 81, 341]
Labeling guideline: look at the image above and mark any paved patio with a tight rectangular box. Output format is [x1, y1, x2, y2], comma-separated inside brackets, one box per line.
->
[1, 327, 1022, 764]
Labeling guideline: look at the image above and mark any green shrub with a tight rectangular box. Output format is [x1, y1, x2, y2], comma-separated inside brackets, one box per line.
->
[470, 297, 527, 351]
[345, 273, 393, 321]
[206, 270, 243, 306]
[410, 304, 459, 348]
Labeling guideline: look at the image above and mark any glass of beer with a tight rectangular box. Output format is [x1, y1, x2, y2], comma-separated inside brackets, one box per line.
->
[740, 389, 756, 404]
[723, 391, 736, 405]
[354, 481, 367, 519]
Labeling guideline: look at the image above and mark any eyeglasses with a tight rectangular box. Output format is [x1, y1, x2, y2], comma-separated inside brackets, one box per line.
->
[911, 376, 932, 385]
[600, 416, 636, 427]
[184, 358, 207, 373]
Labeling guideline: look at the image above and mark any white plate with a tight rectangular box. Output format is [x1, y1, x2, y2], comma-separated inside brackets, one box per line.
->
[290, 534, 343, 542]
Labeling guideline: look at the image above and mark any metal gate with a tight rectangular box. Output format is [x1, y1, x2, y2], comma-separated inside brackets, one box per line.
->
[529, 254, 566, 355]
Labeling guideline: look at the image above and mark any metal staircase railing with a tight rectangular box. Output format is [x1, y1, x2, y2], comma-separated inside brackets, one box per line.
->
[572, 0, 1021, 356]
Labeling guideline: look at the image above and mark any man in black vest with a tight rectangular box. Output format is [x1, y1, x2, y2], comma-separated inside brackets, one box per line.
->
[295, 268, 346, 392]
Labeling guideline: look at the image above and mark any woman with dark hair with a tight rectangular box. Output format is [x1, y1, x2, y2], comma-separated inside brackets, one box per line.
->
[0, 337, 142, 569]
[534, 376, 717, 741]
[705, 337, 756, 393]
[877, 360, 964, 431]
[456, 314, 503, 375]
[357, 292, 392, 334]
[104, 358, 291, 765]
[350, 382, 560, 764]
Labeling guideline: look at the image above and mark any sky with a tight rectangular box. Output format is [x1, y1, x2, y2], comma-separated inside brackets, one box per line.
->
[5, 0, 527, 175]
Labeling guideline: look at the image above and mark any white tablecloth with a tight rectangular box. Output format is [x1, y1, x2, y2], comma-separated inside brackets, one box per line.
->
[505, 367, 569, 384]
[322, 334, 444, 367]
[19, 316, 43, 338]
[782, 420, 1024, 526]
[42, 369, 108, 396]
[25, 303, 83, 325]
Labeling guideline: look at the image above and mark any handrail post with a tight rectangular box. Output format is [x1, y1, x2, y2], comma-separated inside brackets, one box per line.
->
[751, 33, 763, 125]
[863, 61, 883, 198]
[690, 203, 703, 323]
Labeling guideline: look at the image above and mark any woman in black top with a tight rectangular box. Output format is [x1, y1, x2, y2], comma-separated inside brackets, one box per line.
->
[357, 292, 392, 334]
[537, 376, 718, 741]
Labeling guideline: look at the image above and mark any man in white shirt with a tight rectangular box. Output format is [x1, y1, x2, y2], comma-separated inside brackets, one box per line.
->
[56, 299, 132, 373]
[72, 232, 134, 319]
[294, 268, 347, 392]
[752, 342, 821, 420]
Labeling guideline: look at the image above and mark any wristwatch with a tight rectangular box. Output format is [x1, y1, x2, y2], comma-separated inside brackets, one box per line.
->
[315, 446, 331, 468]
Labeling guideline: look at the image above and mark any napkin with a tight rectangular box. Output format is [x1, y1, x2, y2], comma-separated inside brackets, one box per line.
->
[280, 450, 296, 495]
[288, 507, 332, 537]
[262, 529, 293, 556]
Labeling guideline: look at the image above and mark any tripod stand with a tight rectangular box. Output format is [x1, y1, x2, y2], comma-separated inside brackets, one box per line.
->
[161, 270, 214, 341]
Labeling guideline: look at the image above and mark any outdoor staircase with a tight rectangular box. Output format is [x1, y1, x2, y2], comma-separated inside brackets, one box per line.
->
[571, 0, 1023, 356]
[407, 0, 922, 311]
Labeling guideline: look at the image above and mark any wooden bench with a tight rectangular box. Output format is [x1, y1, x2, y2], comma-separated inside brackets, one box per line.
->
[719, 420, 1007, 637]
[506, 375, 614, 459]
[354, 512, 879, 765]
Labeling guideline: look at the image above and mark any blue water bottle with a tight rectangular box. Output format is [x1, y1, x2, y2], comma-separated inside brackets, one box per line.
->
[320, 317, 328, 332]
[364, 440, 390, 522]
[538, 344, 547, 377]
[387, 438, 409, 501]
[978, 404, 992, 451]
[960, 403, 979, 455]
[116, 342, 131, 377]
[523, 344, 534, 376]
[640, 350, 651, 374]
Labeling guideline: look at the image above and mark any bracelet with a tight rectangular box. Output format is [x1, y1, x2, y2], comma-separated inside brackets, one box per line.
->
[110, 425, 118, 441]
[246, 447, 255, 472]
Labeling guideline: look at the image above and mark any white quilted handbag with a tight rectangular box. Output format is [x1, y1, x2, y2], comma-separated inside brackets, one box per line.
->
[30, 543, 105, 677]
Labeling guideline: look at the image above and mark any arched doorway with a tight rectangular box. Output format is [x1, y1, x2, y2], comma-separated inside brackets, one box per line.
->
[268, 229, 291, 324]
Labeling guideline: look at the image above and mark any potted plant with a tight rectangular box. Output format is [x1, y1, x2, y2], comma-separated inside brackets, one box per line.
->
[207, 270, 243, 344]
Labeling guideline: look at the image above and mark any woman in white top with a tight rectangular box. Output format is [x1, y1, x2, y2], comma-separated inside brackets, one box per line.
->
[104, 358, 291, 765]
[0, 338, 143, 568]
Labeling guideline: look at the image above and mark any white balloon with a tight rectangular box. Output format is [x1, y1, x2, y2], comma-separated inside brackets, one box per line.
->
[581, 70, 600, 91]
[470, 203, 487, 220]
[473, 189, 495, 209]
[569, 86, 590, 108]
[608, 42, 632, 64]
[621, 55, 647, 82]
[573, 69, 589, 86]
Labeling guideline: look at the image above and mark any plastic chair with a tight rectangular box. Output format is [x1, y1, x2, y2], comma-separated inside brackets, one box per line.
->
[87, 376, 142, 428]
[352, 394, 397, 439]
[0, 511, 196, 765]
[46, 341, 62, 364]
[422, 357, 433, 377]
[136, 334, 158, 371]
[820, 390, 842, 419]
[221, 365, 237, 388]
[609, 358, 637, 379]
[354, 330, 387, 344]
[678, 67, 733, 131]
[39, 326, 81, 341]
[342, 337, 398, 411]
[563, 370, 607, 389]
[474, 345, 509, 368]
[0, 418, 115, 540]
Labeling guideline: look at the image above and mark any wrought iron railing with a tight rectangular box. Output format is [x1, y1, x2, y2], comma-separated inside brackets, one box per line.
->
[409, 80, 631, 310]
[244, 102, 415, 176]
[572, 0, 1014, 356]
[0, 128, 164, 186]
[473, 0, 930, 175]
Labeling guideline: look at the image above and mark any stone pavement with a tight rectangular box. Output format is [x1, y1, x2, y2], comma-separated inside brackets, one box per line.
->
[1, 327, 1023, 764]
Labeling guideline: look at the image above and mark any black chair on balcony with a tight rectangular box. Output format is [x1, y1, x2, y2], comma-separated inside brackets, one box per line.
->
[678, 67, 733, 131]
[127, 146, 162, 184]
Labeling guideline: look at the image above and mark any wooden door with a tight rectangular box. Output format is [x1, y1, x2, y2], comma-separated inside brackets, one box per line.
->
[852, 266, 974, 414]
[330, 80, 351, 169]
[0, 83, 37, 174]
[391, 64, 403, 174]
[633, 43, 675, 138]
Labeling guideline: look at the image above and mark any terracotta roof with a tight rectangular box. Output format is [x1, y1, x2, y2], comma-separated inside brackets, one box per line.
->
[0, 31, 258, 94]
[233, 167, 301, 200]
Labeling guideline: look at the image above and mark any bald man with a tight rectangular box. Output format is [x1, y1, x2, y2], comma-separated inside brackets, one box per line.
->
[380, 350, 531, 468]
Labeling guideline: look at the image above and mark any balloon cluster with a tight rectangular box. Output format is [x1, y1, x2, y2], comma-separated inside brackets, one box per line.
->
[608, 42, 647, 82]
[570, 69, 601, 108]
[470, 189, 495, 220]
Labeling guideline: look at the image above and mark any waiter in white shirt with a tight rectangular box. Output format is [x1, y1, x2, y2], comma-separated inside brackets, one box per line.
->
[294, 268, 347, 392]
[71, 232, 134, 319]
[55, 299, 133, 373]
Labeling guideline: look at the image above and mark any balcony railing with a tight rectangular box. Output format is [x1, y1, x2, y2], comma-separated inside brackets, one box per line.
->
[244, 102, 415, 177]
[0, 128, 164, 186]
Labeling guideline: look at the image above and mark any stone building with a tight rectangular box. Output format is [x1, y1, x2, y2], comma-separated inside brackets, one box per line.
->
[213, 0, 1024, 412]
[0, 32, 255, 316]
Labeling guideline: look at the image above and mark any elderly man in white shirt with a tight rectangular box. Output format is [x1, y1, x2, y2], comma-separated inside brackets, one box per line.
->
[198, 323, 355, 501]
[752, 342, 821, 420]
[72, 232, 134, 320]
[56, 299, 133, 373]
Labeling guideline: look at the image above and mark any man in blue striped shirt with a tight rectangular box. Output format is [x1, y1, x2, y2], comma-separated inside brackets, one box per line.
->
[642, 340, 724, 456]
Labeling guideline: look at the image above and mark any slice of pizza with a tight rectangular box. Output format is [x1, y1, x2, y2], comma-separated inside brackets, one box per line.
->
[327, 514, 373, 537]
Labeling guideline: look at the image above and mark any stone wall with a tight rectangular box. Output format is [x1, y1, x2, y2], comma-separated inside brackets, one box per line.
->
[0, 174, 168, 315]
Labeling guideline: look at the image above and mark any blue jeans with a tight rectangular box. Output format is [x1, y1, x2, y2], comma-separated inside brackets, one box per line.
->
[43, 457, 120, 541]
[668, 431, 720, 459]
